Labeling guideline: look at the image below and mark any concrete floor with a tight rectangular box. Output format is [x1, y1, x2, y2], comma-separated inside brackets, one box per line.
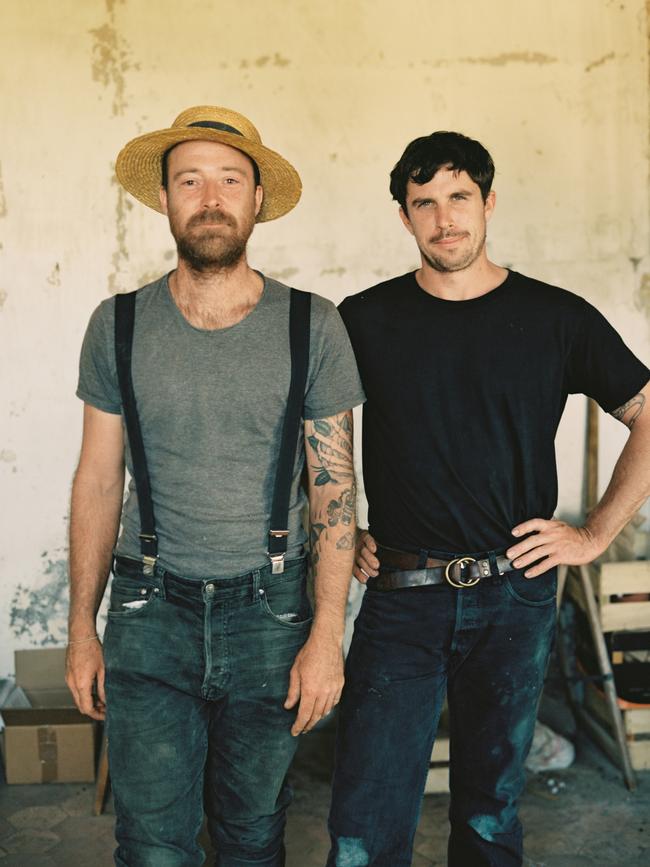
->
[0, 723, 648, 867]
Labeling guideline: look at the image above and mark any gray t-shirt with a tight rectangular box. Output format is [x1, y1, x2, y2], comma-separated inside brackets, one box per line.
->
[77, 274, 365, 579]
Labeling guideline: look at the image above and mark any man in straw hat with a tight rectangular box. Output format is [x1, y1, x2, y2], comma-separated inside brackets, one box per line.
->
[326, 131, 650, 866]
[66, 106, 365, 866]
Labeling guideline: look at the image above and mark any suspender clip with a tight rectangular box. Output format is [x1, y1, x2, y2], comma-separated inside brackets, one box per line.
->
[141, 554, 157, 576]
[269, 553, 285, 575]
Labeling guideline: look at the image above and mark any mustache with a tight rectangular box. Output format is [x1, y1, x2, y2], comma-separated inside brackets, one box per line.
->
[187, 209, 236, 230]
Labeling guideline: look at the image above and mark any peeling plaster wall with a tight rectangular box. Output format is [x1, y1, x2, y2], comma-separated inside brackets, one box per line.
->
[0, 0, 649, 675]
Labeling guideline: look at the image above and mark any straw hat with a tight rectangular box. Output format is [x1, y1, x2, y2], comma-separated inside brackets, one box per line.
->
[115, 106, 302, 222]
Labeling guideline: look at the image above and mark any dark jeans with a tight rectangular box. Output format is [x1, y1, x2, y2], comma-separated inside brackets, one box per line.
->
[327, 561, 557, 867]
[103, 555, 312, 867]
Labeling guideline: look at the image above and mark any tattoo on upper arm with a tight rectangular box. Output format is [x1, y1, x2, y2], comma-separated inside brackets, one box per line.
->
[306, 413, 353, 485]
[611, 393, 646, 429]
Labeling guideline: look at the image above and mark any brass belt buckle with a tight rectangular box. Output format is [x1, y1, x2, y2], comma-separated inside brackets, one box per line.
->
[445, 556, 479, 589]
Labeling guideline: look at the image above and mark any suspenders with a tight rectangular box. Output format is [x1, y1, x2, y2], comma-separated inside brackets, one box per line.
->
[114, 288, 312, 577]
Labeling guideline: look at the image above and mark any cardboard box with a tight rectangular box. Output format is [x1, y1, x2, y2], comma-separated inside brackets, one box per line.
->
[0, 648, 97, 784]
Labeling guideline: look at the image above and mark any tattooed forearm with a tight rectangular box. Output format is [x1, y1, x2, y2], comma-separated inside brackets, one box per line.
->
[327, 488, 355, 528]
[306, 411, 356, 582]
[611, 393, 646, 429]
[306, 412, 354, 485]
[310, 485, 357, 567]
[336, 531, 355, 550]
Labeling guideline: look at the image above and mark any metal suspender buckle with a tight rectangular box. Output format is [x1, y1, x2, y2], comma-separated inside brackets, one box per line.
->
[268, 530, 289, 574]
[139, 534, 158, 575]
[141, 556, 157, 576]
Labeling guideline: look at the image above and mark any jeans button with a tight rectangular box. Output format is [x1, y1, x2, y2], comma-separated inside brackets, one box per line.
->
[205, 583, 215, 594]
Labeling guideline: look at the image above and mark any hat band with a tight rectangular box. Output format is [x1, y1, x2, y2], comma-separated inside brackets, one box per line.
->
[188, 120, 243, 136]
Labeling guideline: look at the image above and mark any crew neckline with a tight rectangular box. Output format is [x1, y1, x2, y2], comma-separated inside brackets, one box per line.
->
[410, 268, 514, 308]
[163, 270, 268, 335]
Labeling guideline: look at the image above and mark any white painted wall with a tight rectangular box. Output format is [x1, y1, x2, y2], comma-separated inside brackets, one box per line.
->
[1, 0, 649, 676]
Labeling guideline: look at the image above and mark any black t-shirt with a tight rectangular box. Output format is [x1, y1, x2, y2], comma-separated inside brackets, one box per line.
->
[339, 270, 649, 555]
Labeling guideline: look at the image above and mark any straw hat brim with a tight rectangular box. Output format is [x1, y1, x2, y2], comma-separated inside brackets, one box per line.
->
[115, 127, 301, 222]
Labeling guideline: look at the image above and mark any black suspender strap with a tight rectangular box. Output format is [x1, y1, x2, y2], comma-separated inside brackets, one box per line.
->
[114, 291, 159, 575]
[268, 288, 312, 574]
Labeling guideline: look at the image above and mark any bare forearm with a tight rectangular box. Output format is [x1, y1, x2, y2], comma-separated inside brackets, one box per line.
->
[585, 420, 650, 550]
[309, 483, 356, 643]
[68, 468, 124, 637]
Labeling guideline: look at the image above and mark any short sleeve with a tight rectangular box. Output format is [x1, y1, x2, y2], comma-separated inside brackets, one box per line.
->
[76, 299, 122, 414]
[303, 295, 366, 419]
[565, 300, 650, 413]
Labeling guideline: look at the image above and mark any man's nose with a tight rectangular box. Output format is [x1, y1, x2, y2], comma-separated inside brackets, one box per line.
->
[201, 181, 222, 208]
[435, 205, 454, 230]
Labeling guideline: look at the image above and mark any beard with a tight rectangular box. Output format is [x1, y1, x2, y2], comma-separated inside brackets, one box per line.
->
[171, 208, 255, 272]
[420, 228, 486, 273]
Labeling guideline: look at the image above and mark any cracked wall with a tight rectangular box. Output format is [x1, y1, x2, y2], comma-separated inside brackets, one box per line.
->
[0, 0, 649, 675]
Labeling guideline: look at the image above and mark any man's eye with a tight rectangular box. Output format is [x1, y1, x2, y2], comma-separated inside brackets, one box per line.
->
[451, 194, 467, 201]
[182, 179, 197, 186]
[224, 177, 239, 185]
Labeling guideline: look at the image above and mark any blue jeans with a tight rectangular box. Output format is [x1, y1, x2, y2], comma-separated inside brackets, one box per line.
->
[103, 555, 312, 867]
[327, 560, 557, 867]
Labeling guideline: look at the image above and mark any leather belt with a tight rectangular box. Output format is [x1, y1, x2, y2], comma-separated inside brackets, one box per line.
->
[367, 544, 515, 591]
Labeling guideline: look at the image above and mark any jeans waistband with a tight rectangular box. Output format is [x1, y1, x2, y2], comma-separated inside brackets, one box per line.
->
[113, 554, 307, 602]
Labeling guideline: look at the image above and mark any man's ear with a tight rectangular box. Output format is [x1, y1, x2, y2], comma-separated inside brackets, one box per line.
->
[399, 206, 414, 236]
[255, 184, 263, 218]
[484, 189, 496, 223]
[159, 186, 169, 216]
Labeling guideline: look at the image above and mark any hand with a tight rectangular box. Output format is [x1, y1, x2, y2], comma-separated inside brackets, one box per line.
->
[507, 518, 601, 578]
[65, 639, 106, 721]
[353, 530, 380, 583]
[284, 634, 344, 736]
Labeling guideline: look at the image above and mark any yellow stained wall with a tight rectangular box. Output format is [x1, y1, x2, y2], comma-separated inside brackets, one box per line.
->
[0, 0, 649, 672]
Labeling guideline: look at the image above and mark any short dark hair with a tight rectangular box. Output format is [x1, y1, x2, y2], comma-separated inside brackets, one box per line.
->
[161, 143, 261, 189]
[389, 131, 495, 211]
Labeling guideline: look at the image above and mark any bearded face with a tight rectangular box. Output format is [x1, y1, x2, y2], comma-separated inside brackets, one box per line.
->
[160, 140, 262, 273]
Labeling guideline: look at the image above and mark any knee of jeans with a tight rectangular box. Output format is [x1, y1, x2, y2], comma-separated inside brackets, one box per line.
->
[211, 813, 285, 862]
[331, 836, 370, 867]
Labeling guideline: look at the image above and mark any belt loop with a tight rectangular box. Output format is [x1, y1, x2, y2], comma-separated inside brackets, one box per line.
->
[252, 569, 262, 601]
[417, 549, 429, 570]
[488, 550, 498, 575]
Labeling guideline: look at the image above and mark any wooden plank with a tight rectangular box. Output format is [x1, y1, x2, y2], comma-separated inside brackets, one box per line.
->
[600, 601, 650, 632]
[424, 765, 449, 794]
[629, 741, 650, 770]
[599, 561, 650, 596]
[626, 710, 650, 736]
[431, 737, 449, 762]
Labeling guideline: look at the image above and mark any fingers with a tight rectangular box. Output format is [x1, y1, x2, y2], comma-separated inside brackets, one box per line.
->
[510, 544, 554, 570]
[361, 531, 377, 554]
[291, 692, 315, 736]
[76, 681, 106, 721]
[511, 518, 552, 538]
[291, 689, 341, 736]
[522, 557, 559, 579]
[284, 666, 301, 710]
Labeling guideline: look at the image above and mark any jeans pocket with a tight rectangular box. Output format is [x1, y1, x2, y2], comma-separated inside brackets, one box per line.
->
[503, 568, 558, 607]
[258, 570, 313, 629]
[107, 573, 160, 618]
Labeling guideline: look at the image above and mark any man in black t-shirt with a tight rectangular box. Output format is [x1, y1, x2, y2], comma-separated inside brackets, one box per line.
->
[326, 132, 650, 867]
